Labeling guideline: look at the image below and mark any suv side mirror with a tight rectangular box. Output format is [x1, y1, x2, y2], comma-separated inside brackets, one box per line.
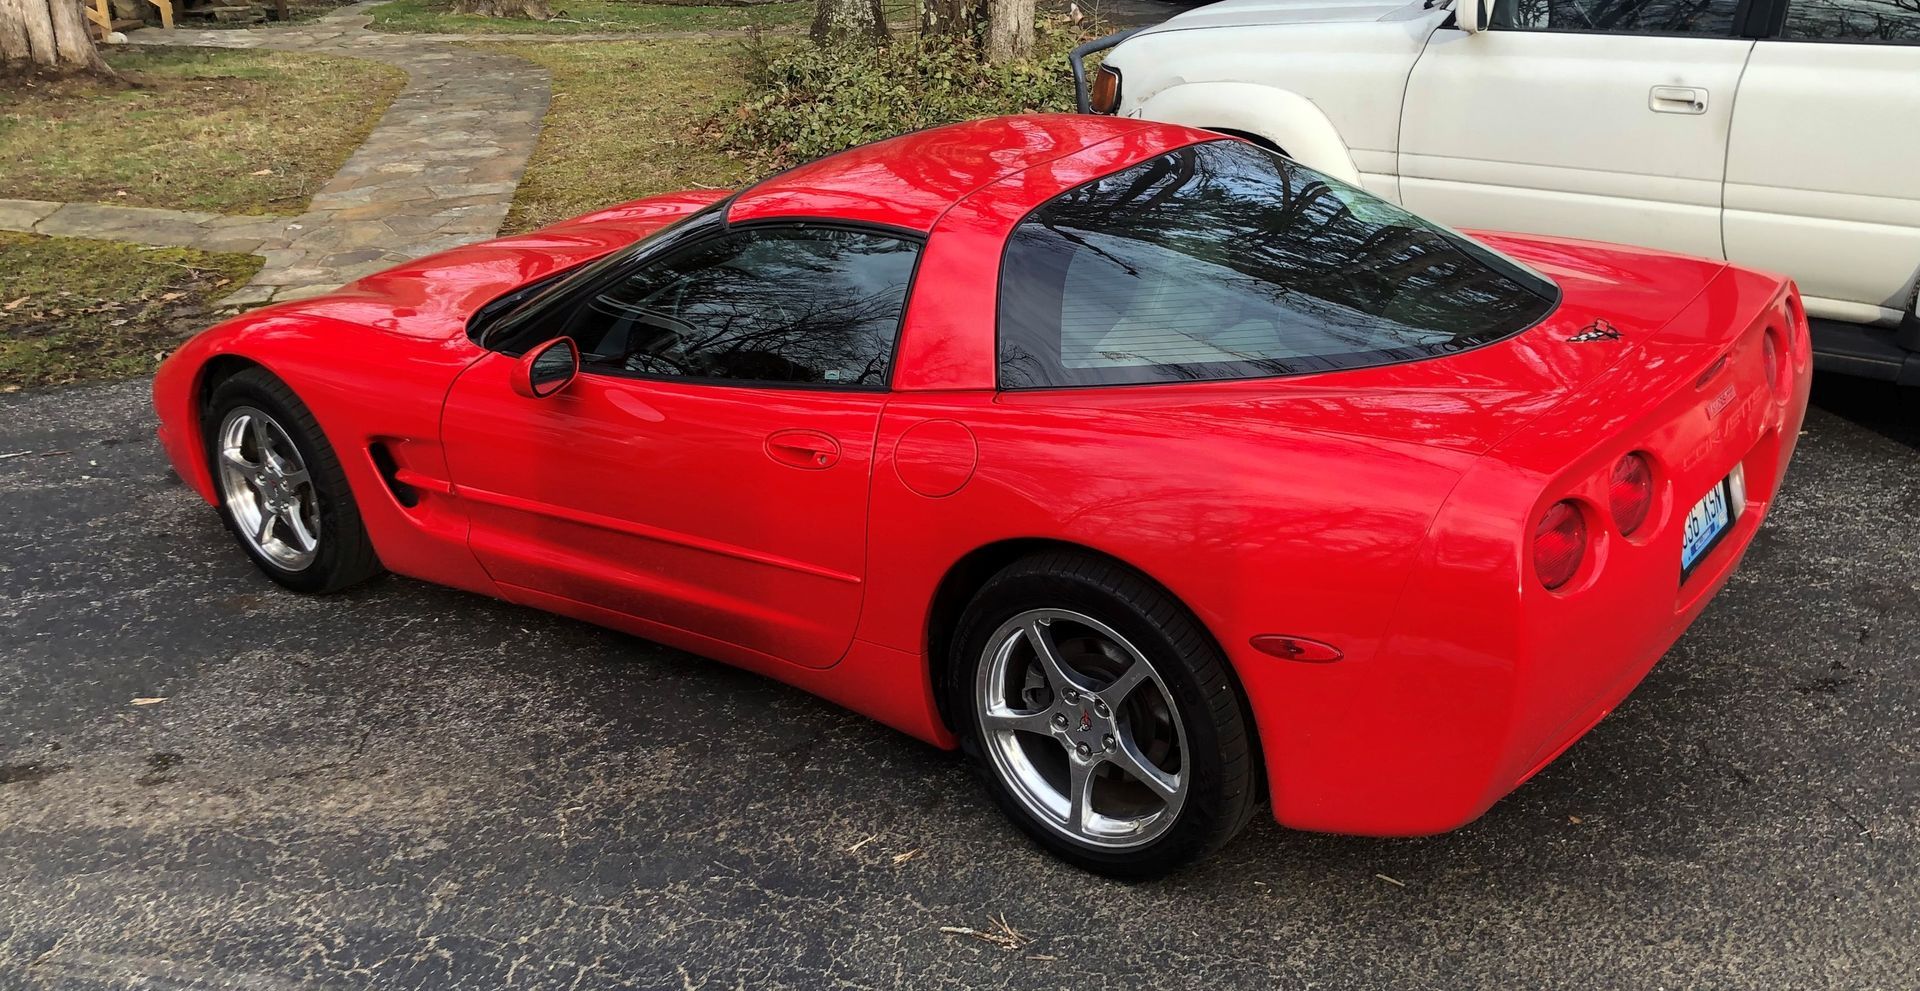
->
[512, 337, 578, 399]
[1456, 0, 1491, 32]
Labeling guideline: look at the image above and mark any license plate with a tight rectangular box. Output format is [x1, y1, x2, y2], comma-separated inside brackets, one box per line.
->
[1680, 476, 1736, 575]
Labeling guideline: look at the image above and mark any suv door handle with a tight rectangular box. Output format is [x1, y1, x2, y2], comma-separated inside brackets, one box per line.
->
[765, 429, 841, 470]
[1649, 86, 1708, 115]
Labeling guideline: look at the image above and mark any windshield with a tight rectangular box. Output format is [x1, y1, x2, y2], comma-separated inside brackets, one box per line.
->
[997, 140, 1560, 389]
[478, 199, 729, 352]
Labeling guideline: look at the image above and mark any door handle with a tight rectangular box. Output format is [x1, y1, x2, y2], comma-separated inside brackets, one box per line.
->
[1649, 86, 1708, 115]
[765, 429, 841, 470]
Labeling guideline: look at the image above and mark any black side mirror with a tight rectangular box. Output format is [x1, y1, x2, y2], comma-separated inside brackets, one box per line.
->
[513, 337, 578, 399]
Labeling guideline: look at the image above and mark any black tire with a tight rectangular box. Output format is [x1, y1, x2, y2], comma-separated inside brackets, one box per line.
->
[948, 551, 1259, 879]
[204, 368, 382, 594]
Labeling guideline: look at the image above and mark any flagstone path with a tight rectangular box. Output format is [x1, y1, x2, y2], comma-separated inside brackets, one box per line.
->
[1, 1, 1185, 308]
[0, 0, 552, 306]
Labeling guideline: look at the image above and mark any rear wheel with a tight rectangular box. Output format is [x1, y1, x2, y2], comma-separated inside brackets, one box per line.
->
[949, 552, 1258, 878]
[205, 369, 381, 594]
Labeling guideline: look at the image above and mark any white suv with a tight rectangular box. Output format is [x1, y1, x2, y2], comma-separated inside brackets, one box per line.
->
[1080, 0, 1920, 381]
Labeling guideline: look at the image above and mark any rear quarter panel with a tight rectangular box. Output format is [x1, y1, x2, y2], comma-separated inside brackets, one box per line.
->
[857, 388, 1483, 809]
[1290, 264, 1811, 834]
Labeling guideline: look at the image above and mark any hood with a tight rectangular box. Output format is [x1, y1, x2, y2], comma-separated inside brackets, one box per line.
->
[1151, 0, 1440, 30]
[258, 190, 729, 341]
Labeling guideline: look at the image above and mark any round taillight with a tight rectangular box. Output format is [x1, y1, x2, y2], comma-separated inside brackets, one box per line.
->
[1534, 500, 1587, 591]
[1608, 453, 1654, 537]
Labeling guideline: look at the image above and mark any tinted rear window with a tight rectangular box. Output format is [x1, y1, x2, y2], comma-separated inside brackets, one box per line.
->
[997, 140, 1559, 389]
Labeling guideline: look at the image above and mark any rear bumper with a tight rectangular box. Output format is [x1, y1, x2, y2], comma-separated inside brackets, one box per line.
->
[1242, 274, 1812, 836]
[1247, 477, 1782, 837]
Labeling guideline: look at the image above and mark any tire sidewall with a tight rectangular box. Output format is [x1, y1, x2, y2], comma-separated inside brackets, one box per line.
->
[205, 375, 354, 594]
[949, 567, 1241, 878]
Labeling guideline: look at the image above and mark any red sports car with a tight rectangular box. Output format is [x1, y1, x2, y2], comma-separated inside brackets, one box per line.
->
[153, 116, 1811, 877]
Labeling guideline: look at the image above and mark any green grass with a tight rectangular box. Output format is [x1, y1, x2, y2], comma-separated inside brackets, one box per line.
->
[480, 38, 763, 232]
[0, 48, 406, 216]
[0, 233, 262, 391]
[371, 0, 811, 34]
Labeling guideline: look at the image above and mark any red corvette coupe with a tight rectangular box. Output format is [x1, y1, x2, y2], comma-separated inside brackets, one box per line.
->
[153, 116, 1811, 877]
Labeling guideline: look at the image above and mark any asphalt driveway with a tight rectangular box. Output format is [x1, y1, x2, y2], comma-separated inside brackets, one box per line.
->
[1, 377, 1914, 990]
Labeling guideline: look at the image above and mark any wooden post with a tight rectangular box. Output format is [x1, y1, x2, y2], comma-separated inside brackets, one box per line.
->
[84, 0, 111, 38]
[151, 0, 173, 28]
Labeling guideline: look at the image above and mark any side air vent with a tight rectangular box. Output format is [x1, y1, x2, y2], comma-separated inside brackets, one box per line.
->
[368, 441, 420, 508]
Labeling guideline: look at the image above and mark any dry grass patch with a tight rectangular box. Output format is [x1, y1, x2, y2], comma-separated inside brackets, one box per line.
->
[481, 37, 761, 233]
[0, 232, 261, 391]
[0, 48, 406, 216]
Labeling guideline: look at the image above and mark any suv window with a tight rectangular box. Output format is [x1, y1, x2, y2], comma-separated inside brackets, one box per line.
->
[997, 141, 1559, 389]
[1490, 0, 1742, 34]
[1780, 0, 1920, 41]
[555, 226, 918, 389]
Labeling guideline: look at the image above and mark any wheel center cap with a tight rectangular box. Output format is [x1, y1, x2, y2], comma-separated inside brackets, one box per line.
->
[1056, 700, 1116, 760]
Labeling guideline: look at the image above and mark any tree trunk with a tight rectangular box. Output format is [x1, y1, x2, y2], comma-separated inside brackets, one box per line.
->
[450, 0, 553, 19]
[1, 0, 112, 74]
[984, 0, 1033, 62]
[810, 0, 886, 45]
[919, 0, 980, 39]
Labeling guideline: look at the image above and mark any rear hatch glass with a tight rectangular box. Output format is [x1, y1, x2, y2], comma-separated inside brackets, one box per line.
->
[997, 140, 1560, 389]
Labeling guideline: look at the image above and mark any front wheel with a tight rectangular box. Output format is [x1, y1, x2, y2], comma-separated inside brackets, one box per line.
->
[205, 368, 381, 594]
[949, 552, 1259, 878]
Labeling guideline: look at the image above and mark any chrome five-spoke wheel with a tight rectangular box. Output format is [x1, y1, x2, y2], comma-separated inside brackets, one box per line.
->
[975, 608, 1189, 851]
[216, 406, 321, 572]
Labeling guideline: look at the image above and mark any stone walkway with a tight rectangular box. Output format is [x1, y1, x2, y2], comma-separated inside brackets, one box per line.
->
[0, 0, 551, 305]
[0, 0, 1187, 307]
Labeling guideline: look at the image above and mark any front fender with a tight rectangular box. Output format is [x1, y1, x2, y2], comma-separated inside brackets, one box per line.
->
[151, 310, 498, 598]
[1133, 82, 1362, 186]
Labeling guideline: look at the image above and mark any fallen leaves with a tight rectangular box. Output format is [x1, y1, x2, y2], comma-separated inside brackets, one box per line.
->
[1374, 873, 1406, 888]
[130, 697, 167, 706]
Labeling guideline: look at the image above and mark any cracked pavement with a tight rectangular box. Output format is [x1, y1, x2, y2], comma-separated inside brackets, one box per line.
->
[0, 377, 1914, 989]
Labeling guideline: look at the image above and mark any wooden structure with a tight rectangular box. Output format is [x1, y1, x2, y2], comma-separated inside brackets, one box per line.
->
[81, 0, 174, 37]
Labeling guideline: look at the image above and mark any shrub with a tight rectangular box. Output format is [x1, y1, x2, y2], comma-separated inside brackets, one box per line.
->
[718, 24, 1090, 169]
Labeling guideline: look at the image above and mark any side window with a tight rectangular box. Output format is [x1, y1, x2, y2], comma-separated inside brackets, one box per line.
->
[1491, 0, 1743, 34]
[1780, 0, 1920, 41]
[555, 226, 919, 389]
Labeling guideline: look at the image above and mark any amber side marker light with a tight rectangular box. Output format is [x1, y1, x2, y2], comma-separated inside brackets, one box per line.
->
[1090, 65, 1122, 115]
